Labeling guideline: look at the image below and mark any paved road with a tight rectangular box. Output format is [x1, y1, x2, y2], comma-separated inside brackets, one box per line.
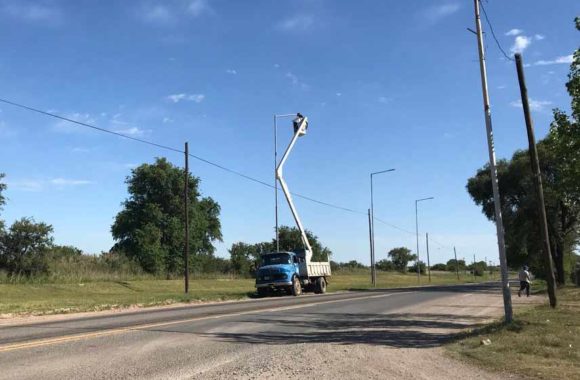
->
[0, 283, 504, 379]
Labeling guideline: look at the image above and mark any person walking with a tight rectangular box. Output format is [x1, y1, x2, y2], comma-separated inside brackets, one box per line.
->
[518, 265, 532, 297]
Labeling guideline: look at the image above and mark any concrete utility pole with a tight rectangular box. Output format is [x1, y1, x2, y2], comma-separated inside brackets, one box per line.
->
[514, 53, 557, 308]
[473, 254, 476, 282]
[426, 233, 431, 283]
[473, 0, 513, 322]
[370, 169, 395, 287]
[454, 246, 460, 281]
[367, 209, 374, 286]
[184, 142, 190, 294]
[415, 197, 434, 284]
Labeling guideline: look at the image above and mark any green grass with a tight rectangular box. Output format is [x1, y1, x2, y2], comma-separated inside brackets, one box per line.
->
[449, 287, 580, 380]
[0, 270, 472, 316]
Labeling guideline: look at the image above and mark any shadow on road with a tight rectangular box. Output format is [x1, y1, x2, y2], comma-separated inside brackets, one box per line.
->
[199, 311, 490, 349]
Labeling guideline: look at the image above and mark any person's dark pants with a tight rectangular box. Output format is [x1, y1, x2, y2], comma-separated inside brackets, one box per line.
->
[518, 281, 530, 297]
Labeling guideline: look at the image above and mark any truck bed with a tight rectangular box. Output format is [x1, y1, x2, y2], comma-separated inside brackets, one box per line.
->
[299, 261, 331, 277]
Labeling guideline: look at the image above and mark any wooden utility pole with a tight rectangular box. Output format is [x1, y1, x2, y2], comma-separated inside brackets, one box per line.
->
[514, 53, 557, 308]
[473, 0, 513, 322]
[426, 233, 431, 283]
[473, 254, 476, 282]
[454, 246, 460, 281]
[184, 142, 190, 294]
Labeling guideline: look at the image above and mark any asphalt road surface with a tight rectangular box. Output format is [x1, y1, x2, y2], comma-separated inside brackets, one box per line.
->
[0, 283, 513, 379]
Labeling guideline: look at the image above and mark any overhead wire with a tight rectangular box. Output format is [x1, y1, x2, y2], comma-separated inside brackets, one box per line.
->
[479, 1, 514, 62]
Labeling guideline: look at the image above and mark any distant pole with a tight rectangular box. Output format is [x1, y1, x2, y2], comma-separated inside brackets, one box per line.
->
[367, 209, 374, 286]
[454, 246, 460, 281]
[514, 53, 557, 308]
[184, 142, 190, 294]
[473, 253, 476, 282]
[370, 169, 395, 287]
[274, 115, 279, 251]
[473, 0, 513, 323]
[415, 200, 420, 284]
[426, 233, 431, 283]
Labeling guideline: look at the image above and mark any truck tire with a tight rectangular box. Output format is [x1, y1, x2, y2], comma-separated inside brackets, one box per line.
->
[257, 287, 269, 297]
[291, 276, 302, 296]
[314, 277, 327, 294]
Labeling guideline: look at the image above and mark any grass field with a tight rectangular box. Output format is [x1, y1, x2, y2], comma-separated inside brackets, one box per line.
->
[0, 270, 476, 316]
[449, 287, 580, 380]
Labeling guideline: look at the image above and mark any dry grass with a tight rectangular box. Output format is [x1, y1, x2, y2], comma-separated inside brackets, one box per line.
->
[449, 287, 580, 380]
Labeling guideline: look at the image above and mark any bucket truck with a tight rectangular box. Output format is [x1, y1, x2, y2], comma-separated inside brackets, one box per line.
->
[255, 113, 332, 296]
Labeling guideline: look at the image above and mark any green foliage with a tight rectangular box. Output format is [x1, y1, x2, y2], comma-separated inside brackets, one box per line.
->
[446, 258, 467, 271]
[0, 218, 53, 276]
[330, 260, 367, 272]
[376, 259, 395, 271]
[48, 245, 83, 260]
[468, 261, 488, 277]
[275, 226, 332, 262]
[467, 22, 580, 284]
[228, 242, 263, 276]
[387, 247, 416, 272]
[0, 173, 6, 213]
[111, 158, 222, 275]
[408, 260, 426, 275]
[430, 263, 448, 271]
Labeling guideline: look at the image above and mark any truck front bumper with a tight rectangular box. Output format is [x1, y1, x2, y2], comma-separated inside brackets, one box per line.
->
[255, 281, 292, 288]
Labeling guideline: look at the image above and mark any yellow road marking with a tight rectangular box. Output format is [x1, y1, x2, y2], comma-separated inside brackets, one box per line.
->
[0, 292, 407, 353]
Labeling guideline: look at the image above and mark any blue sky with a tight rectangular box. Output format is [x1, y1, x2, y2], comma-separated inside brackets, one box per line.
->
[0, 0, 578, 266]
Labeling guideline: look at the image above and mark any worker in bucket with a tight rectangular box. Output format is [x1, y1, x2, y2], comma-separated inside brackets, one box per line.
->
[293, 113, 307, 135]
[517, 265, 532, 297]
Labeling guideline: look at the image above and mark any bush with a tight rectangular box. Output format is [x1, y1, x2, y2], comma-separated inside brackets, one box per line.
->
[408, 261, 426, 275]
[431, 263, 447, 271]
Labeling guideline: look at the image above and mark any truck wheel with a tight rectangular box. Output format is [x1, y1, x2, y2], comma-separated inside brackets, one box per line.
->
[291, 276, 302, 296]
[314, 277, 327, 294]
[257, 288, 269, 297]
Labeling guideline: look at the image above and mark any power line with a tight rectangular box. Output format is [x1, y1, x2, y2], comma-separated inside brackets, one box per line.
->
[373, 217, 415, 236]
[0, 97, 364, 216]
[0, 98, 183, 154]
[479, 1, 514, 62]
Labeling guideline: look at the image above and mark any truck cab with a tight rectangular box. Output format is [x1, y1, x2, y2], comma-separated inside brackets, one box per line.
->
[255, 250, 328, 297]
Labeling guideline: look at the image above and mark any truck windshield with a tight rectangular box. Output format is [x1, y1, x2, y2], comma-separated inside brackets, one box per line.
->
[261, 253, 292, 266]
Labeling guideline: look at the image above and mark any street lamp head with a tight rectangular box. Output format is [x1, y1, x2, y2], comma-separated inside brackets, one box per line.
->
[371, 168, 396, 177]
[416, 196, 435, 203]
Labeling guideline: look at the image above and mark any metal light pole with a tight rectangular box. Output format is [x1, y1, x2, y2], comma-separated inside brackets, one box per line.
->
[426, 233, 431, 283]
[274, 113, 296, 252]
[473, 0, 513, 323]
[370, 168, 395, 286]
[415, 197, 434, 284]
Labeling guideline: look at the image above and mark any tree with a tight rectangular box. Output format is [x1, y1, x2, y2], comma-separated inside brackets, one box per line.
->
[0, 218, 53, 276]
[376, 259, 395, 271]
[408, 260, 426, 275]
[446, 259, 466, 272]
[387, 247, 416, 272]
[229, 242, 269, 276]
[0, 173, 6, 212]
[274, 226, 332, 262]
[468, 261, 488, 277]
[111, 158, 222, 275]
[431, 263, 447, 271]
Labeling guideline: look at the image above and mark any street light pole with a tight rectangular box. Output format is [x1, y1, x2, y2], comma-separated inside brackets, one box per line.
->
[415, 197, 434, 284]
[370, 168, 395, 287]
[274, 113, 296, 252]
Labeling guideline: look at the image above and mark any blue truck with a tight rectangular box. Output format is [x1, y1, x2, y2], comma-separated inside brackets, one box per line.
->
[255, 114, 331, 297]
[255, 250, 330, 296]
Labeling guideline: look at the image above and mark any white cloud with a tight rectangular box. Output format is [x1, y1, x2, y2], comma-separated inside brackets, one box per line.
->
[421, 3, 460, 24]
[336, 92, 342, 97]
[166, 93, 205, 103]
[50, 178, 93, 186]
[71, 147, 90, 153]
[53, 113, 96, 133]
[497, 85, 507, 90]
[285, 72, 309, 90]
[0, 3, 62, 24]
[505, 29, 523, 36]
[534, 34, 545, 41]
[274, 63, 280, 69]
[6, 179, 43, 192]
[533, 55, 573, 66]
[510, 98, 552, 112]
[226, 69, 237, 75]
[162, 117, 174, 124]
[510, 35, 532, 54]
[139, 4, 174, 25]
[112, 127, 146, 136]
[277, 14, 314, 32]
[378, 96, 391, 104]
[188, 0, 209, 17]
